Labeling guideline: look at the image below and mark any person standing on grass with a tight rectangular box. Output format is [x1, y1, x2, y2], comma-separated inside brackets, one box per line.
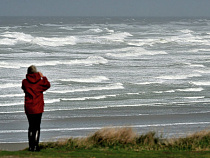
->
[22, 65, 50, 151]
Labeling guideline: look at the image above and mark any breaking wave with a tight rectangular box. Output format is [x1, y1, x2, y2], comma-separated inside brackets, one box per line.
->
[0, 83, 21, 89]
[0, 56, 108, 69]
[191, 81, 210, 86]
[0, 31, 132, 47]
[153, 87, 204, 94]
[48, 83, 124, 94]
[59, 76, 109, 83]
[106, 47, 167, 58]
[156, 74, 202, 80]
[0, 31, 77, 47]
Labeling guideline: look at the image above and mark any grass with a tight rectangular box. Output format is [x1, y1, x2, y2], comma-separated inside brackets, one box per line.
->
[1, 149, 210, 158]
[0, 127, 210, 158]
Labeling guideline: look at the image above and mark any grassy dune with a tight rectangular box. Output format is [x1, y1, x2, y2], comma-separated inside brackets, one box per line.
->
[41, 127, 210, 151]
[0, 127, 209, 157]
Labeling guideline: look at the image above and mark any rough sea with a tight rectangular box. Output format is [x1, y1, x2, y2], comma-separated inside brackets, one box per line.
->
[0, 17, 210, 143]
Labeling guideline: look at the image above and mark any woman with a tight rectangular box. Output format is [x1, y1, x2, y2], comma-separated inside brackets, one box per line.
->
[22, 65, 50, 151]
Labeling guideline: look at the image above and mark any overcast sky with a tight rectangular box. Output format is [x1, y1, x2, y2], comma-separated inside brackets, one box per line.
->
[0, 0, 210, 17]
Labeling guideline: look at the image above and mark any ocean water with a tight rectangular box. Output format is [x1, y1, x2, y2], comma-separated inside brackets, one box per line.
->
[0, 17, 210, 143]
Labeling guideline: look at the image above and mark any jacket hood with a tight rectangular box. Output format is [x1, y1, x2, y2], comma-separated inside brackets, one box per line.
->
[26, 73, 41, 83]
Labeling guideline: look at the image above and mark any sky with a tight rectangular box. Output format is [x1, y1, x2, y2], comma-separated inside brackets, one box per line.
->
[0, 0, 210, 17]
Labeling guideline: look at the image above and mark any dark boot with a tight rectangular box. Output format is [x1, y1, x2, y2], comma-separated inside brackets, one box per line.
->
[34, 129, 40, 152]
[28, 129, 34, 151]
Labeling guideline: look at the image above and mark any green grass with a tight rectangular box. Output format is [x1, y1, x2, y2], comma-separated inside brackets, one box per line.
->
[0, 127, 210, 158]
[1, 149, 210, 158]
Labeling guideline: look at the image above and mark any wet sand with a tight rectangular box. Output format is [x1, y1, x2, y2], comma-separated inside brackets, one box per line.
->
[0, 143, 28, 151]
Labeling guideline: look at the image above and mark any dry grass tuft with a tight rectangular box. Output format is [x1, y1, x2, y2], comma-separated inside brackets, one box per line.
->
[89, 127, 137, 146]
[165, 130, 210, 151]
[136, 131, 159, 146]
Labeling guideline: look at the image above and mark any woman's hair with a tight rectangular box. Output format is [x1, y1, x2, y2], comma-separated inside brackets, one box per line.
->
[27, 65, 37, 74]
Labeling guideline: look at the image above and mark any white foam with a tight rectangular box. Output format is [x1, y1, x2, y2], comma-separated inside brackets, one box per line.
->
[188, 99, 210, 103]
[0, 130, 27, 134]
[45, 99, 61, 104]
[176, 87, 204, 92]
[154, 87, 204, 94]
[59, 76, 109, 83]
[33, 61, 60, 67]
[108, 104, 150, 108]
[0, 31, 77, 47]
[0, 32, 33, 46]
[135, 81, 163, 85]
[44, 106, 107, 112]
[126, 93, 140, 95]
[48, 83, 124, 94]
[1, 32, 33, 42]
[33, 36, 77, 47]
[61, 56, 108, 65]
[0, 61, 50, 69]
[0, 83, 21, 89]
[0, 127, 103, 134]
[0, 111, 24, 114]
[86, 28, 103, 33]
[128, 38, 169, 47]
[44, 103, 163, 112]
[191, 81, 210, 86]
[0, 56, 108, 69]
[101, 32, 132, 42]
[0, 38, 17, 45]
[59, 26, 74, 31]
[164, 87, 204, 93]
[193, 48, 210, 52]
[0, 61, 22, 69]
[133, 122, 210, 128]
[40, 23, 63, 27]
[105, 28, 114, 33]
[106, 47, 167, 58]
[179, 111, 210, 115]
[183, 96, 205, 99]
[180, 29, 194, 34]
[62, 95, 117, 101]
[0, 102, 23, 107]
[0, 93, 24, 98]
[165, 90, 176, 93]
[0, 51, 48, 58]
[194, 69, 210, 74]
[171, 33, 202, 44]
[186, 63, 205, 68]
[128, 30, 203, 46]
[0, 61, 59, 69]
[156, 74, 201, 80]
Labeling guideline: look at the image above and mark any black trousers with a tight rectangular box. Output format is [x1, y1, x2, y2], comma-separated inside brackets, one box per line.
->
[26, 113, 42, 149]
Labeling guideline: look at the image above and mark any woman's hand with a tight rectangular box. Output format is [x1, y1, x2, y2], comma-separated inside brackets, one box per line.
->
[39, 72, 44, 78]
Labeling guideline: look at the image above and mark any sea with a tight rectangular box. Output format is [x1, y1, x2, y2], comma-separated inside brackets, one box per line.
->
[0, 17, 210, 143]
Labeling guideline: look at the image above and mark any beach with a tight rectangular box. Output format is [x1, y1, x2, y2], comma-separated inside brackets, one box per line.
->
[0, 17, 210, 144]
[1, 107, 209, 147]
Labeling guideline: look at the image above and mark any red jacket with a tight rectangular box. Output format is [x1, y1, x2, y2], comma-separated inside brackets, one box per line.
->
[22, 73, 50, 114]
